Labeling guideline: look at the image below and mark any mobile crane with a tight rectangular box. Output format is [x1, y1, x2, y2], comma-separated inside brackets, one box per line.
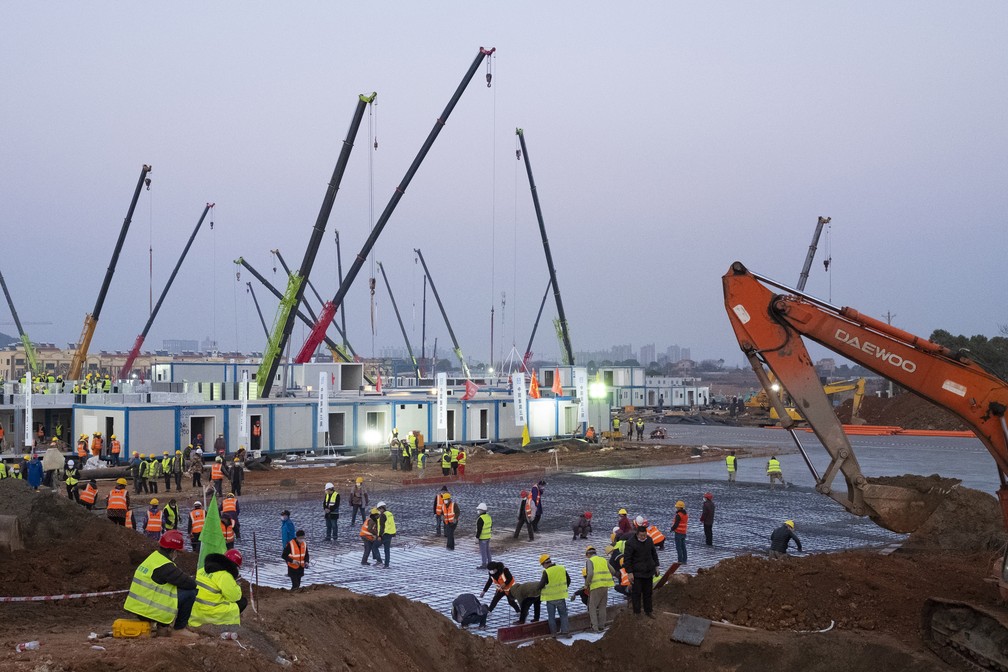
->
[723, 260, 1008, 670]
[69, 165, 151, 380]
[0, 268, 40, 378]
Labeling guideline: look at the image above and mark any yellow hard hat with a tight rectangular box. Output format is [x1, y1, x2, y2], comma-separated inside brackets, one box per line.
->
[539, 554, 551, 565]
[116, 478, 127, 485]
[443, 493, 451, 500]
[785, 520, 795, 529]
[370, 507, 379, 514]
[233, 457, 240, 462]
[111, 434, 116, 439]
[11, 464, 19, 470]
[176, 450, 182, 455]
[22, 454, 29, 461]
[356, 477, 363, 484]
[675, 500, 685, 508]
[618, 508, 628, 515]
[585, 546, 596, 554]
[150, 498, 159, 506]
[226, 493, 235, 498]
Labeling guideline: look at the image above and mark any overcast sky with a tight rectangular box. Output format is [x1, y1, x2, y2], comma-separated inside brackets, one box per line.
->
[2, 3, 1005, 370]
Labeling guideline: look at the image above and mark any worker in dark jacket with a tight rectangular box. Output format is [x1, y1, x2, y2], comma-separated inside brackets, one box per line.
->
[770, 520, 802, 559]
[229, 457, 244, 496]
[510, 580, 541, 624]
[480, 561, 520, 614]
[623, 525, 659, 618]
[572, 511, 593, 540]
[700, 492, 715, 546]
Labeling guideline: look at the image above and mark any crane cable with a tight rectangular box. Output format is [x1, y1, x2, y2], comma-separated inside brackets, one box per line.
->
[823, 218, 832, 302]
[368, 101, 378, 351]
[488, 50, 497, 372]
[148, 184, 154, 316]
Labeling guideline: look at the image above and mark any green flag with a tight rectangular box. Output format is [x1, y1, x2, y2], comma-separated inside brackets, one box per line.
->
[197, 493, 227, 570]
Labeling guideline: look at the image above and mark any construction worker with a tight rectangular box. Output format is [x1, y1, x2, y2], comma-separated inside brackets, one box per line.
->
[616, 508, 633, 539]
[188, 549, 247, 628]
[188, 450, 203, 489]
[449, 445, 460, 475]
[128, 451, 142, 493]
[9, 463, 21, 479]
[456, 448, 467, 478]
[627, 417, 634, 441]
[123, 530, 197, 635]
[510, 580, 542, 624]
[406, 430, 417, 468]
[440, 448, 452, 476]
[143, 498, 163, 541]
[416, 447, 428, 474]
[530, 480, 545, 531]
[210, 456, 224, 498]
[76, 434, 88, 461]
[323, 483, 340, 541]
[442, 492, 460, 550]
[79, 479, 98, 510]
[700, 492, 715, 546]
[726, 450, 738, 483]
[170, 450, 184, 491]
[612, 416, 621, 434]
[513, 489, 535, 541]
[220, 516, 236, 550]
[213, 433, 226, 457]
[149, 453, 162, 494]
[163, 498, 180, 532]
[770, 520, 802, 559]
[376, 502, 396, 568]
[229, 456, 244, 496]
[103, 374, 111, 393]
[624, 525, 660, 618]
[64, 459, 80, 503]
[400, 438, 412, 472]
[282, 529, 309, 589]
[280, 510, 296, 553]
[0, 460, 5, 480]
[536, 554, 571, 638]
[188, 501, 205, 553]
[109, 434, 121, 466]
[161, 452, 173, 492]
[475, 502, 492, 568]
[359, 508, 378, 565]
[637, 516, 666, 551]
[349, 477, 369, 527]
[767, 455, 784, 489]
[433, 486, 449, 537]
[572, 511, 593, 540]
[389, 429, 400, 471]
[90, 432, 103, 456]
[670, 500, 688, 563]
[480, 561, 519, 615]
[106, 478, 130, 525]
[584, 546, 615, 633]
[635, 417, 644, 441]
[221, 493, 240, 539]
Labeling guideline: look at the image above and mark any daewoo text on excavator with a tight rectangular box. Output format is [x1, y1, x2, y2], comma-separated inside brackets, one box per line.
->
[723, 260, 1008, 670]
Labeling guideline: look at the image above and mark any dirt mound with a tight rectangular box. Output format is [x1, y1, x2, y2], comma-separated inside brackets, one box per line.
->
[0, 480, 191, 597]
[654, 549, 998, 639]
[839, 394, 968, 430]
[907, 483, 1008, 551]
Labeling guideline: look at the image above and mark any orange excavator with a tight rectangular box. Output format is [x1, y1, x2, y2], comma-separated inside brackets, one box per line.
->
[723, 261, 1008, 669]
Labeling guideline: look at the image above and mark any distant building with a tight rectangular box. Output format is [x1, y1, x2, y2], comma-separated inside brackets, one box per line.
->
[163, 339, 199, 355]
[639, 343, 656, 366]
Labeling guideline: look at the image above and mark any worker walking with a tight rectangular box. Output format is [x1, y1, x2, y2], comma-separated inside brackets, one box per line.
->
[220, 517, 236, 550]
[143, 498, 163, 541]
[480, 561, 520, 615]
[323, 482, 340, 541]
[106, 478, 131, 525]
[443, 493, 460, 550]
[210, 456, 225, 498]
[188, 501, 205, 553]
[376, 502, 396, 568]
[624, 525, 660, 618]
[359, 508, 378, 565]
[123, 530, 197, 635]
[584, 546, 615, 633]
[700, 492, 715, 546]
[530, 480, 545, 532]
[670, 500, 688, 564]
[537, 554, 571, 638]
[188, 549, 247, 628]
[475, 502, 492, 569]
[221, 493, 241, 539]
[109, 434, 121, 466]
[282, 529, 309, 589]
[349, 477, 369, 527]
[767, 456, 784, 489]
[188, 450, 203, 489]
[513, 490, 535, 541]
[770, 520, 802, 559]
[433, 486, 449, 537]
[726, 450, 737, 484]
[64, 459, 80, 503]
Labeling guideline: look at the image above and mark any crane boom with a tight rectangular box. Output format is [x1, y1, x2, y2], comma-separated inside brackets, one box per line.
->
[69, 164, 151, 379]
[797, 216, 831, 291]
[246, 282, 270, 338]
[335, 230, 349, 349]
[515, 128, 574, 365]
[119, 203, 212, 379]
[255, 93, 374, 397]
[414, 248, 471, 380]
[0, 268, 40, 378]
[378, 261, 422, 380]
[292, 48, 495, 378]
[522, 278, 552, 372]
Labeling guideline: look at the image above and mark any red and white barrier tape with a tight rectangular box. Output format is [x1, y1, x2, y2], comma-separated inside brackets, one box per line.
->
[0, 589, 128, 603]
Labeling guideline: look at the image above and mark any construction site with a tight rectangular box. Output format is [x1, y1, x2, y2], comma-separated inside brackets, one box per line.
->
[3, 6, 1008, 671]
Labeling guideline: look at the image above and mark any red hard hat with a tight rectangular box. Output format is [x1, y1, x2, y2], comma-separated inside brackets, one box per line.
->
[704, 492, 713, 500]
[584, 511, 592, 519]
[225, 549, 243, 567]
[159, 530, 184, 551]
[520, 490, 529, 497]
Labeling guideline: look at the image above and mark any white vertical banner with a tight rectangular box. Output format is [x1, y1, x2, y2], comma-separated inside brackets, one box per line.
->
[317, 372, 329, 432]
[23, 372, 32, 448]
[239, 371, 249, 439]
[574, 367, 589, 423]
[436, 373, 448, 430]
[513, 372, 527, 426]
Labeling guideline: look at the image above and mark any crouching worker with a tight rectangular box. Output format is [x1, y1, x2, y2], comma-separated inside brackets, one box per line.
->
[189, 549, 247, 629]
[123, 530, 197, 636]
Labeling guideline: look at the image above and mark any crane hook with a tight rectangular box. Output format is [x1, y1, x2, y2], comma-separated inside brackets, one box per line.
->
[486, 72, 492, 88]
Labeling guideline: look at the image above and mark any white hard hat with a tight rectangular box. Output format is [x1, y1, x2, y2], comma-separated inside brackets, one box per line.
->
[325, 482, 334, 490]
[634, 515, 645, 526]
[376, 501, 386, 508]
[193, 501, 202, 508]
[67, 460, 75, 467]
[477, 502, 487, 512]
[612, 526, 621, 534]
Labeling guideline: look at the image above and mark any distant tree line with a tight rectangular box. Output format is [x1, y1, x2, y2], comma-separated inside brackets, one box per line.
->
[930, 329, 1008, 379]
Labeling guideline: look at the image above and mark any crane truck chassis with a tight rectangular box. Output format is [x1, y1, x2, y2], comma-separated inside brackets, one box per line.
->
[722, 260, 1008, 670]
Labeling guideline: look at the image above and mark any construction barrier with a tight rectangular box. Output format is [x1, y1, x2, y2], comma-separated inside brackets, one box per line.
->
[0, 589, 128, 603]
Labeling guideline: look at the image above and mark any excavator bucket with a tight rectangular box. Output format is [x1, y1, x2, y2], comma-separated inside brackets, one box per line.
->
[861, 476, 960, 533]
